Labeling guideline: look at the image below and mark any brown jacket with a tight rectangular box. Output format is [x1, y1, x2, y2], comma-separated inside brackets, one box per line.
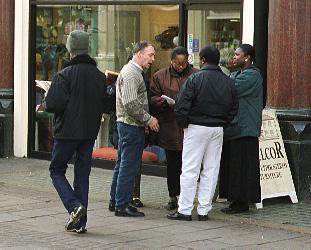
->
[149, 65, 198, 150]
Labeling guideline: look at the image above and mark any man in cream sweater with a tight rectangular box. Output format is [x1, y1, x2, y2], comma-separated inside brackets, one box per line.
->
[109, 41, 159, 217]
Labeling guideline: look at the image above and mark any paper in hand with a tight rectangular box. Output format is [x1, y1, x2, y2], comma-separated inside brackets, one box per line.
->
[35, 80, 51, 93]
[161, 95, 175, 105]
[105, 70, 119, 84]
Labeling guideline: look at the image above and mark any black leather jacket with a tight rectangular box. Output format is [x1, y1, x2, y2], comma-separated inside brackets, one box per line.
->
[174, 65, 238, 128]
[44, 55, 111, 139]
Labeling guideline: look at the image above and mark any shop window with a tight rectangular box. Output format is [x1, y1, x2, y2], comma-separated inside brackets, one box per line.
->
[187, 4, 240, 73]
[34, 4, 179, 164]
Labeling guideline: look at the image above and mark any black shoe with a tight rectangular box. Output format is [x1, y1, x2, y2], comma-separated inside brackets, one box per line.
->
[221, 206, 249, 214]
[221, 207, 234, 214]
[167, 211, 192, 221]
[166, 201, 178, 211]
[131, 198, 144, 208]
[66, 225, 87, 234]
[65, 205, 86, 232]
[198, 214, 209, 221]
[115, 206, 145, 217]
[166, 198, 178, 211]
[74, 226, 87, 234]
[228, 202, 239, 210]
[108, 202, 115, 212]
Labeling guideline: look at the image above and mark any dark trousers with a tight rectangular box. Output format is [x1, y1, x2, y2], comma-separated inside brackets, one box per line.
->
[219, 137, 261, 204]
[110, 115, 142, 200]
[165, 149, 182, 197]
[110, 122, 145, 209]
[49, 138, 95, 227]
[133, 162, 142, 198]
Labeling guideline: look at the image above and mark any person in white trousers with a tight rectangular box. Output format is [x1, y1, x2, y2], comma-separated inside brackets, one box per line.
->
[168, 46, 238, 221]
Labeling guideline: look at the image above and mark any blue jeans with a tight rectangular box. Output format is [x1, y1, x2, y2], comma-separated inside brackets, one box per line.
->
[110, 122, 145, 209]
[49, 139, 95, 227]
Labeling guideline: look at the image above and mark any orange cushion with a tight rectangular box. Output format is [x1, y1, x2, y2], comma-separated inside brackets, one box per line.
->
[92, 147, 117, 160]
[92, 147, 158, 162]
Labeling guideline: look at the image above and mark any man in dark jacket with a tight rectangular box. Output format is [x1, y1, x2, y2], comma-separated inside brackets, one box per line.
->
[149, 46, 198, 210]
[44, 30, 110, 233]
[167, 46, 238, 221]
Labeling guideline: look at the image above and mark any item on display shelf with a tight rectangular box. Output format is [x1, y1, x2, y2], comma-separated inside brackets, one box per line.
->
[35, 80, 52, 93]
[105, 70, 119, 84]
[210, 25, 240, 50]
[161, 95, 175, 105]
[155, 26, 179, 49]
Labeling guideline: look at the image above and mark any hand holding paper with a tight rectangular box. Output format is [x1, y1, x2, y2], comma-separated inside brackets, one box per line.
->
[161, 95, 175, 105]
[105, 70, 119, 85]
[35, 80, 51, 94]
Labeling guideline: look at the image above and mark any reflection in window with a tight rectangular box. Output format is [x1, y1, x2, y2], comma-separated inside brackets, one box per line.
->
[34, 4, 179, 164]
[187, 5, 240, 70]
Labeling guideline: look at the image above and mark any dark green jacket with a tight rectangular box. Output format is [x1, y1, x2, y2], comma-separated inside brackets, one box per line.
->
[224, 65, 263, 140]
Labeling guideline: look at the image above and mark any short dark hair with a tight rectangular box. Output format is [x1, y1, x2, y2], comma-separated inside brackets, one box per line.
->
[171, 46, 188, 60]
[239, 44, 255, 63]
[132, 41, 154, 54]
[199, 46, 220, 65]
[127, 53, 133, 62]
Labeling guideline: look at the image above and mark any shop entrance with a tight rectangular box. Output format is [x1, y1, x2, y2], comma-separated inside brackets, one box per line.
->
[32, 4, 179, 164]
[186, 3, 241, 73]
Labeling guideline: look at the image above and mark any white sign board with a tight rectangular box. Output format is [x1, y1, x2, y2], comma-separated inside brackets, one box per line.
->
[256, 109, 298, 209]
[187, 33, 193, 53]
[188, 54, 194, 64]
[187, 34, 194, 64]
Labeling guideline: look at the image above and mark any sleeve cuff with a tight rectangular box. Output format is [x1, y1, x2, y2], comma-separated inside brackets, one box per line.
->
[146, 116, 153, 126]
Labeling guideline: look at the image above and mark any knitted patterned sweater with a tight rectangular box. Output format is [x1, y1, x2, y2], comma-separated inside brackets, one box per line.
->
[116, 61, 152, 127]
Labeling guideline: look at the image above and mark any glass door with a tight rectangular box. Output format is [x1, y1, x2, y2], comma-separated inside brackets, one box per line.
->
[186, 3, 241, 73]
[33, 4, 179, 164]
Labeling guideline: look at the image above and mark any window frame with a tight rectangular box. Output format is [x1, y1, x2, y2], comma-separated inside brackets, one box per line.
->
[28, 0, 242, 170]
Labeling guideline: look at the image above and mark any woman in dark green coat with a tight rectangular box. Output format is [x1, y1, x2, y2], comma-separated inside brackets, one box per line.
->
[219, 44, 263, 213]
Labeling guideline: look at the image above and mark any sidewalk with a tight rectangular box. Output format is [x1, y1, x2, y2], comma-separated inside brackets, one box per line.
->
[1, 158, 311, 249]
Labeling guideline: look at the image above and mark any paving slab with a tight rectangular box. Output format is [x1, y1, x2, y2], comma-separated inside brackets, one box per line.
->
[1, 158, 311, 249]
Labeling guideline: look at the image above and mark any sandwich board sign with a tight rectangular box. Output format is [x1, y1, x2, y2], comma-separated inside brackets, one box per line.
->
[256, 109, 298, 209]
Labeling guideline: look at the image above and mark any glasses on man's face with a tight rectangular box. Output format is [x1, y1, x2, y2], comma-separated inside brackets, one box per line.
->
[172, 61, 188, 68]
